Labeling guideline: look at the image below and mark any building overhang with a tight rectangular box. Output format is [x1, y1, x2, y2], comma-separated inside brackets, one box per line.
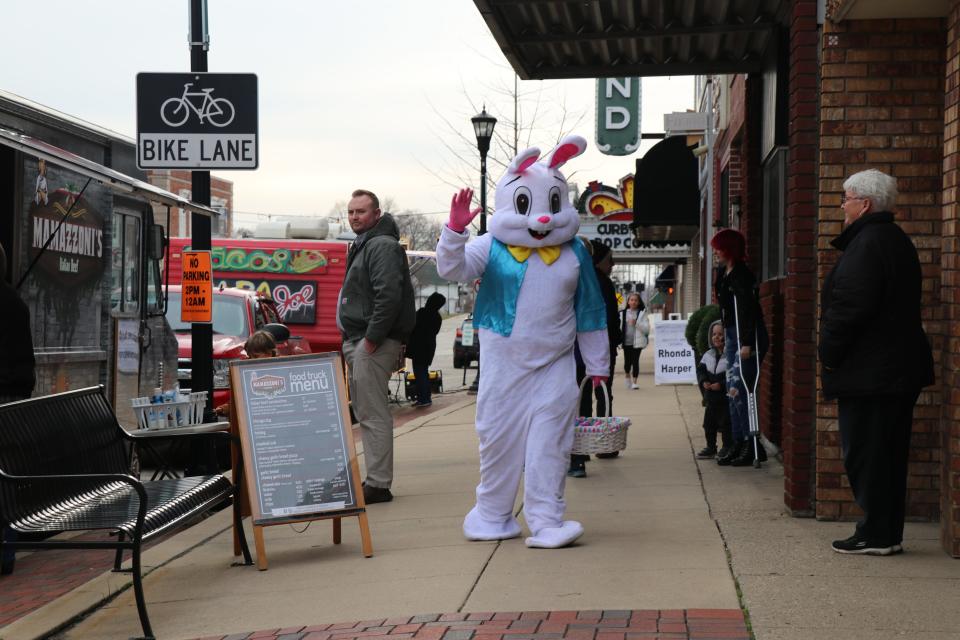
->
[473, 0, 789, 80]
[0, 127, 218, 216]
[827, 0, 950, 22]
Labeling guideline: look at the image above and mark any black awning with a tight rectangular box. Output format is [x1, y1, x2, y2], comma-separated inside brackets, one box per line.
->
[656, 265, 676, 288]
[632, 136, 700, 235]
[474, 0, 788, 80]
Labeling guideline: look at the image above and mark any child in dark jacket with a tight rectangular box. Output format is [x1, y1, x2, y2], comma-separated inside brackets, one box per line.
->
[696, 321, 732, 459]
[406, 292, 446, 407]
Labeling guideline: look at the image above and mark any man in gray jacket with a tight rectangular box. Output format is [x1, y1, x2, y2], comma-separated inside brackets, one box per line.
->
[339, 189, 415, 504]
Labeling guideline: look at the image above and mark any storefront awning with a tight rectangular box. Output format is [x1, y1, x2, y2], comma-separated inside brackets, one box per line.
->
[0, 126, 218, 216]
[474, 0, 788, 79]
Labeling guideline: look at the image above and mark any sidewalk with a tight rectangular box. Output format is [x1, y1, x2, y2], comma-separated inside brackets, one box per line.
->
[3, 347, 959, 640]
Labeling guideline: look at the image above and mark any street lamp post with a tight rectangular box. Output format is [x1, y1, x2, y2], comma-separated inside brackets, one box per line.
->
[467, 108, 496, 394]
[471, 107, 497, 235]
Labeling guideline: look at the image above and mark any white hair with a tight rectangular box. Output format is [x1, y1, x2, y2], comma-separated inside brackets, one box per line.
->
[843, 169, 898, 212]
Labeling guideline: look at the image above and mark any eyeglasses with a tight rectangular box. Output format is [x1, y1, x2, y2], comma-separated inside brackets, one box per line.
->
[840, 194, 865, 206]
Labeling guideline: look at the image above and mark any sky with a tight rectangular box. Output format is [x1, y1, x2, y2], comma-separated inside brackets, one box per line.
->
[2, 1, 694, 228]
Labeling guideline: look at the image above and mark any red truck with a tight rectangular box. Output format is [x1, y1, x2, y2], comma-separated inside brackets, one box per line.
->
[164, 284, 312, 406]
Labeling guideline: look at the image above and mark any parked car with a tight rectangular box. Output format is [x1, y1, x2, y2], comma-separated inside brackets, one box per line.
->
[164, 285, 311, 407]
[453, 314, 479, 369]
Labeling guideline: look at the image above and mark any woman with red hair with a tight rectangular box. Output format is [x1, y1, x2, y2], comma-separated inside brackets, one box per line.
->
[710, 229, 769, 467]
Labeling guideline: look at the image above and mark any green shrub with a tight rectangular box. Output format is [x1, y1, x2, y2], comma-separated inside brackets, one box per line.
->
[685, 304, 720, 360]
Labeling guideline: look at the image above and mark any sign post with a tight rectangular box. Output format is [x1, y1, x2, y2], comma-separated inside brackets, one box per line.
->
[180, 250, 213, 324]
[230, 352, 373, 570]
[595, 77, 642, 156]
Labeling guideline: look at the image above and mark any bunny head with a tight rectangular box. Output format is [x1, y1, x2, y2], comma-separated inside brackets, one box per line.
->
[488, 135, 587, 248]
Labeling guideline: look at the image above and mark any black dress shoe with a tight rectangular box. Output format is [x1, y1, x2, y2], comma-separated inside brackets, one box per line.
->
[730, 444, 756, 466]
[363, 484, 393, 504]
[717, 442, 741, 466]
[696, 446, 718, 459]
[596, 451, 620, 459]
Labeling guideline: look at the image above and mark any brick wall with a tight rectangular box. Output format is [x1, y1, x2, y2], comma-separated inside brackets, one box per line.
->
[146, 169, 234, 237]
[782, 0, 820, 515]
[817, 17, 946, 522]
[941, 2, 960, 558]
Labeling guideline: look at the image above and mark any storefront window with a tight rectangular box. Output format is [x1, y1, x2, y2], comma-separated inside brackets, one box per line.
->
[762, 147, 787, 280]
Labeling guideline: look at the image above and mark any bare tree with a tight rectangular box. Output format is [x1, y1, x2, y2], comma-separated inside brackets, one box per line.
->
[420, 60, 588, 229]
[392, 213, 442, 251]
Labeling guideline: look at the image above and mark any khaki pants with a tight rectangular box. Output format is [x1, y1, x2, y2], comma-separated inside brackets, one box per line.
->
[342, 338, 402, 489]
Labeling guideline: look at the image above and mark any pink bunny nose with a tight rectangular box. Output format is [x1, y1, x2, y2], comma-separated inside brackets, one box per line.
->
[537, 215, 551, 224]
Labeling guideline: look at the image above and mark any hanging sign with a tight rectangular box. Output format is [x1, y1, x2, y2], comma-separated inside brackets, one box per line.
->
[596, 77, 642, 156]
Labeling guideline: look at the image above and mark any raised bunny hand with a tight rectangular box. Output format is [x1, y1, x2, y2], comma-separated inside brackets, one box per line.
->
[448, 188, 482, 233]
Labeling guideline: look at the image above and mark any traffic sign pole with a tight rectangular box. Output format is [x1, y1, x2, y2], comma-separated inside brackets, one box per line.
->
[190, 0, 215, 432]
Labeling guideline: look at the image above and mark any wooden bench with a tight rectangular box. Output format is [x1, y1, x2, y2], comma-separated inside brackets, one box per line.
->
[0, 386, 252, 640]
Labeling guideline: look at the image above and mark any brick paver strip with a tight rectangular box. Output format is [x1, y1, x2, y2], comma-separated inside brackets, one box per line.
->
[191, 611, 749, 640]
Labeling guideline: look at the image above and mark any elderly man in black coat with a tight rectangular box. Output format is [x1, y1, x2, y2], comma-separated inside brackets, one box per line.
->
[820, 169, 935, 556]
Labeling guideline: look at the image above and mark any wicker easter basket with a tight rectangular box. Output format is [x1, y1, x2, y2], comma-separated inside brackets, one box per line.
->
[571, 378, 631, 455]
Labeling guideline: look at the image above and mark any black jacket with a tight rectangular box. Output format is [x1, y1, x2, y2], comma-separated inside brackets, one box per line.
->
[0, 282, 35, 398]
[819, 211, 935, 399]
[338, 214, 416, 345]
[598, 271, 621, 349]
[406, 292, 445, 365]
[715, 262, 762, 348]
[696, 347, 727, 405]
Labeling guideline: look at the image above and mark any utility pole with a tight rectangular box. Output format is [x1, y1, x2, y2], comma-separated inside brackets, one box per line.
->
[189, 0, 215, 433]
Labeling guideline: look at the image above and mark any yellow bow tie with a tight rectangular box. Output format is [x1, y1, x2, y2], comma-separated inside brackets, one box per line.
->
[507, 244, 562, 265]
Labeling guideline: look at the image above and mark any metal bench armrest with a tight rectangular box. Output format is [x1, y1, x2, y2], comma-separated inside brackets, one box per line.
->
[0, 469, 145, 497]
[123, 424, 232, 442]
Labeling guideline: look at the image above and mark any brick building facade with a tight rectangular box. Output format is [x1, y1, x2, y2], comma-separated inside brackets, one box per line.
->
[470, 0, 960, 556]
[146, 169, 233, 238]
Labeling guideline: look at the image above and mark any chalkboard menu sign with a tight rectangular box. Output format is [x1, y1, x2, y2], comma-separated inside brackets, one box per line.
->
[232, 352, 359, 524]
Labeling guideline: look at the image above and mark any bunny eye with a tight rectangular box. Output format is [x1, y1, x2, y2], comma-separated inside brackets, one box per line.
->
[549, 186, 562, 214]
[514, 186, 531, 215]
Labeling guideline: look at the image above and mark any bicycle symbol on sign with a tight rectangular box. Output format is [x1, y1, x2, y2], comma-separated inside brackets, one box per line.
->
[160, 83, 236, 128]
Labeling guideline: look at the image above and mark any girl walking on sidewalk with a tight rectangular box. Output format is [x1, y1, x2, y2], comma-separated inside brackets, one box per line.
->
[620, 292, 649, 390]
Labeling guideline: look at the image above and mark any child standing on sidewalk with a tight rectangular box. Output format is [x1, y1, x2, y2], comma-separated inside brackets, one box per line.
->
[696, 321, 732, 459]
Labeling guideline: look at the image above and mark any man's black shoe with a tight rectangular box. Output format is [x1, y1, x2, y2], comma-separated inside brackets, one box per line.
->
[363, 484, 393, 504]
[596, 451, 619, 459]
[831, 534, 898, 556]
[696, 446, 717, 459]
[717, 445, 732, 459]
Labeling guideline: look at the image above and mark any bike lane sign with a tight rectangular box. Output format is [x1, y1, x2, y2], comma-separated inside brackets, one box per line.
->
[136, 72, 258, 169]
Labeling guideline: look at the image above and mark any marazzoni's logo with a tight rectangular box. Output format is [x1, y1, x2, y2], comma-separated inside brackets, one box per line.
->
[250, 374, 285, 397]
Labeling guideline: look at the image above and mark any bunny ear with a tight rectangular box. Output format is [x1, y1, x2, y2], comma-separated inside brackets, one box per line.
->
[546, 135, 588, 169]
[507, 147, 541, 174]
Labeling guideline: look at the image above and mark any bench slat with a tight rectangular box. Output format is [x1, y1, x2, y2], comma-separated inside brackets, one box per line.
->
[7, 475, 232, 540]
